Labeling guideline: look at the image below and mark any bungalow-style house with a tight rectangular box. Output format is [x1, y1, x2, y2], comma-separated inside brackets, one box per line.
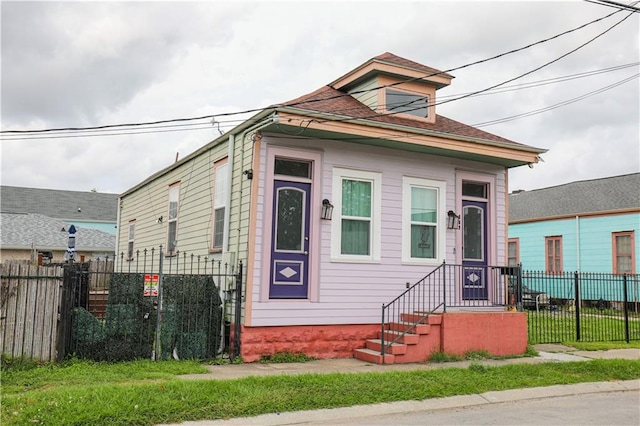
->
[116, 53, 546, 363]
[508, 173, 640, 274]
[0, 186, 119, 235]
[0, 212, 116, 262]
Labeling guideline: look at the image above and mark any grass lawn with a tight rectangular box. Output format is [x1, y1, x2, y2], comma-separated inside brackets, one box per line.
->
[527, 310, 640, 344]
[561, 340, 640, 350]
[2, 357, 640, 425]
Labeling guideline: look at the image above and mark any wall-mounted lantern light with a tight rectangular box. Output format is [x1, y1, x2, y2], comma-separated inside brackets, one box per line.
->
[156, 216, 163, 224]
[243, 169, 253, 180]
[447, 210, 460, 230]
[321, 199, 334, 220]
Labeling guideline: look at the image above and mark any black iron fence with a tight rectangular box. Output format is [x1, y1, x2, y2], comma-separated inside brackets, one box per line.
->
[2, 247, 243, 363]
[521, 270, 640, 344]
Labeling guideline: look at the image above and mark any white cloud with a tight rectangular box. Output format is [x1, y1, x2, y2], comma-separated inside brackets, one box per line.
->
[1, 1, 638, 194]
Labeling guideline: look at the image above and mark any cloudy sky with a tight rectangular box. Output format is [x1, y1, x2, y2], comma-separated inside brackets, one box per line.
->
[1, 1, 638, 195]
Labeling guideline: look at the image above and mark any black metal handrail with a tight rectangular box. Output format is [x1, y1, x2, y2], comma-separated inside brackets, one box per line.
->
[380, 262, 446, 363]
[380, 262, 517, 362]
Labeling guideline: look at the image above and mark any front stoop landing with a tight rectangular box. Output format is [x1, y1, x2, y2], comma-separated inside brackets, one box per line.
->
[353, 314, 442, 365]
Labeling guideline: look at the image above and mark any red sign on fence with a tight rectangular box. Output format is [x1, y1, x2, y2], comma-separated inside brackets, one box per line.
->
[143, 274, 159, 296]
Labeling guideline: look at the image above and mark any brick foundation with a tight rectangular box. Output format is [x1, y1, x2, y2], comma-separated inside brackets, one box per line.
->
[240, 324, 380, 362]
[239, 312, 527, 363]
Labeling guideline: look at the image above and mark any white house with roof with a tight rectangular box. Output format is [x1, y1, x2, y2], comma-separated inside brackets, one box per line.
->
[116, 52, 547, 363]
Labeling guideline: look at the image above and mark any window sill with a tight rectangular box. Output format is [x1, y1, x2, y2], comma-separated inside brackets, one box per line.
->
[209, 248, 223, 254]
[330, 257, 381, 264]
[401, 259, 442, 267]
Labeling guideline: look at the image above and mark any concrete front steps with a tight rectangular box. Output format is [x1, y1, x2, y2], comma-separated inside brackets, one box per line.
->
[353, 313, 442, 364]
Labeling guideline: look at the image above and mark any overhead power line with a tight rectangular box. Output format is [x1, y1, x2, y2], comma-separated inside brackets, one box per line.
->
[471, 73, 639, 128]
[266, 71, 638, 148]
[2, 63, 637, 142]
[585, 0, 640, 13]
[310, 8, 635, 128]
[5, 70, 636, 144]
[1, 6, 625, 136]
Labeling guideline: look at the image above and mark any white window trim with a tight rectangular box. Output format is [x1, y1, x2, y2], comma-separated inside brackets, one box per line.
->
[402, 177, 446, 265]
[331, 167, 382, 263]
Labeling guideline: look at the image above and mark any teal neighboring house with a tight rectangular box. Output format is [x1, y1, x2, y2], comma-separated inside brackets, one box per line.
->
[508, 173, 640, 274]
[0, 186, 118, 235]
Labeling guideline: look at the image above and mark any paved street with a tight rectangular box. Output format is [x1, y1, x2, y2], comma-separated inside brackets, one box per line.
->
[322, 390, 640, 425]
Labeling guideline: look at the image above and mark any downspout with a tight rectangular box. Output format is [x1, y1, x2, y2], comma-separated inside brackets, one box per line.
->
[223, 134, 234, 254]
[228, 112, 277, 353]
[233, 112, 278, 264]
[576, 215, 580, 272]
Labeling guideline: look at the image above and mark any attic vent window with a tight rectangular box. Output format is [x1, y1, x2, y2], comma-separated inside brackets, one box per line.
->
[385, 88, 429, 118]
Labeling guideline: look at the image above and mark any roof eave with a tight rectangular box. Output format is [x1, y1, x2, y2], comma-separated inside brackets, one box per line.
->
[120, 108, 276, 198]
[275, 106, 547, 158]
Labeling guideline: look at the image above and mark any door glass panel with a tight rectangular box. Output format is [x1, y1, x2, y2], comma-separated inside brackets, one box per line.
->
[463, 206, 483, 260]
[274, 158, 311, 178]
[275, 188, 304, 251]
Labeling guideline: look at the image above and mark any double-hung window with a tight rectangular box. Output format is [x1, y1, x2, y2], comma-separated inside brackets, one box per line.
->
[331, 168, 381, 262]
[613, 231, 635, 274]
[167, 183, 180, 256]
[127, 221, 135, 260]
[212, 159, 228, 251]
[402, 177, 446, 264]
[545, 236, 562, 274]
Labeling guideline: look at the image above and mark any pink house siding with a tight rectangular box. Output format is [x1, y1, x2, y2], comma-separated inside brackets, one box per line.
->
[246, 136, 507, 327]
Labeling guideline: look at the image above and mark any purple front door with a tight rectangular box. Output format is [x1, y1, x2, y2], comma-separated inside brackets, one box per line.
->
[269, 180, 310, 299]
[462, 200, 488, 300]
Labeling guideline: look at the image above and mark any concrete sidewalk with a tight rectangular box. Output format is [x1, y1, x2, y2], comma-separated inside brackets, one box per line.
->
[162, 345, 640, 426]
[178, 344, 639, 381]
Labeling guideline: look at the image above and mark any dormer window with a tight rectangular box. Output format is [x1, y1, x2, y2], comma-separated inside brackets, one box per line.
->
[385, 88, 429, 118]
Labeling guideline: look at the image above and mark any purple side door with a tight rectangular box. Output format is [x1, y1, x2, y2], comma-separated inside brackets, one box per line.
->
[462, 200, 488, 300]
[269, 180, 310, 299]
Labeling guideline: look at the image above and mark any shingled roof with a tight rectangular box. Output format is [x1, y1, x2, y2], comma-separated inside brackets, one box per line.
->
[358, 52, 454, 80]
[509, 173, 640, 222]
[282, 85, 522, 147]
[0, 186, 118, 222]
[279, 52, 531, 149]
[1, 212, 116, 251]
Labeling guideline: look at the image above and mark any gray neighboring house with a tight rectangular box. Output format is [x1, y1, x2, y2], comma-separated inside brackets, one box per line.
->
[1, 212, 116, 262]
[0, 186, 119, 235]
[0, 186, 118, 263]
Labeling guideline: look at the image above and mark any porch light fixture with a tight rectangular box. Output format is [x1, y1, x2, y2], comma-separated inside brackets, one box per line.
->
[156, 216, 163, 224]
[321, 199, 334, 220]
[447, 210, 460, 230]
